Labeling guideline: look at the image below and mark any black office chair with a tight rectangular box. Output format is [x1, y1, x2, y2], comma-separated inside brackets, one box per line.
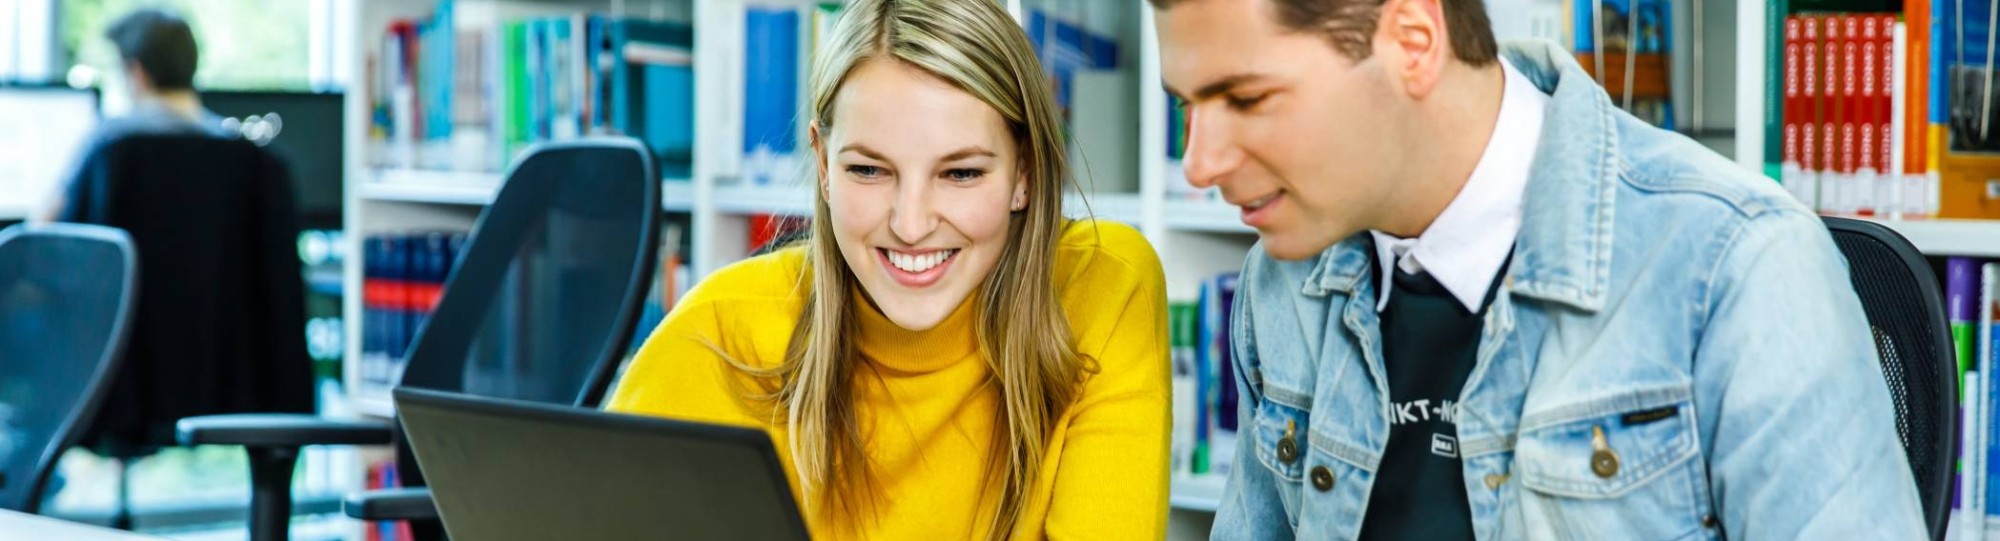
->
[1823, 216, 1957, 540]
[0, 224, 137, 513]
[59, 133, 317, 528]
[179, 138, 661, 541]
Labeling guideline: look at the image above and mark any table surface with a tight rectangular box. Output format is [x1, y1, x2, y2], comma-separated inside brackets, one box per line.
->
[0, 509, 169, 541]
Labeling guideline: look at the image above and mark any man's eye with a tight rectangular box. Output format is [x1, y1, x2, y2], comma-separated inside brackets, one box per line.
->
[1227, 93, 1269, 111]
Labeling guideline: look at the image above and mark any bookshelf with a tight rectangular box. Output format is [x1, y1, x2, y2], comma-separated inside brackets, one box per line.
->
[344, 2, 1176, 416]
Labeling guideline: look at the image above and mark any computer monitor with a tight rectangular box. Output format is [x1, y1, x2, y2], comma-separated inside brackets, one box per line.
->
[0, 85, 99, 220]
[202, 90, 345, 230]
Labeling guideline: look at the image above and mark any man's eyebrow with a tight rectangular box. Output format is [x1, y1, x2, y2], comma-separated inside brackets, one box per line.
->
[1165, 73, 1268, 102]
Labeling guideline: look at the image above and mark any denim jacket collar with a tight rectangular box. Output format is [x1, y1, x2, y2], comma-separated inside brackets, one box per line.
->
[1305, 41, 1616, 313]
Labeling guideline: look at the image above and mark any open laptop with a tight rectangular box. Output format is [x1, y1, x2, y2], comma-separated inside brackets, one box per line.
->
[393, 387, 812, 540]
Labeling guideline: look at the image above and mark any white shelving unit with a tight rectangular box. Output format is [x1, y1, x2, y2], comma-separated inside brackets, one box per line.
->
[1867, 218, 2000, 258]
[1725, 3, 2000, 258]
[359, 169, 695, 209]
[1169, 474, 1228, 513]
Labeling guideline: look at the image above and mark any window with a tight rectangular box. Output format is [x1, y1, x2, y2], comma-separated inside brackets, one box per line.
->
[58, 0, 323, 90]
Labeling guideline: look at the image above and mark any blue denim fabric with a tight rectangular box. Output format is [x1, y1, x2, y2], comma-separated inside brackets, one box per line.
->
[1211, 41, 1928, 541]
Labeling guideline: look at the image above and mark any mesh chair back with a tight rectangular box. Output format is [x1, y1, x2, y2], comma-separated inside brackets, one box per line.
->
[0, 224, 136, 512]
[1824, 216, 1956, 540]
[397, 137, 659, 410]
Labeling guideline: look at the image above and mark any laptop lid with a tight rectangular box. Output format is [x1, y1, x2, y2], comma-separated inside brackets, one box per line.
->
[393, 387, 811, 540]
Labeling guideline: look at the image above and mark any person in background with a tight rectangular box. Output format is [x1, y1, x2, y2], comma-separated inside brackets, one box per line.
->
[34, 7, 229, 223]
[606, 0, 1170, 539]
[1148, 0, 1926, 539]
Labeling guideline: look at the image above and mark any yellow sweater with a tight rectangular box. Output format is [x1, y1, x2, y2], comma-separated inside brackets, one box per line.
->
[606, 219, 1169, 540]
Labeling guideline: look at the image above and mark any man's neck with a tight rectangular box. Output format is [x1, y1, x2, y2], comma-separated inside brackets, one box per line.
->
[1375, 62, 1508, 239]
[133, 90, 204, 122]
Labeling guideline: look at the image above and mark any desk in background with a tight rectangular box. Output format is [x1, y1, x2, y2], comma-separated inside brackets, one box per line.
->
[0, 509, 167, 541]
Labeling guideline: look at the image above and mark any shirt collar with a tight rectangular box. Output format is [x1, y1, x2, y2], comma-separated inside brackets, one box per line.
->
[1371, 57, 1547, 312]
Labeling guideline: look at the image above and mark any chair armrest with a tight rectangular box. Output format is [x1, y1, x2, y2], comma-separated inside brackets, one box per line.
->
[345, 487, 439, 521]
[176, 414, 394, 447]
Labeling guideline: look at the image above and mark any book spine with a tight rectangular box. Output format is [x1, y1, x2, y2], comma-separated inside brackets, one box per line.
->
[1862, 15, 1880, 216]
[1768, 0, 1791, 179]
[1825, 15, 1842, 214]
[1800, 15, 1816, 205]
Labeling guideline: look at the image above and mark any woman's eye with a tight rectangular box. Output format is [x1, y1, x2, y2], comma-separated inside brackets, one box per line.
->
[944, 168, 985, 182]
[846, 165, 885, 179]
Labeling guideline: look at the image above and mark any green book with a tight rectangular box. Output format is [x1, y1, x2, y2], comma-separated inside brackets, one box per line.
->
[505, 20, 529, 155]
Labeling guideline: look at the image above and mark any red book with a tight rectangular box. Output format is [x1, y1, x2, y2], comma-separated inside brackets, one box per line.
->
[1823, 15, 1840, 178]
[1785, 16, 1803, 169]
[1861, 15, 1880, 214]
[1843, 14, 1859, 177]
[1804, 16, 1821, 173]
[1881, 14, 1897, 177]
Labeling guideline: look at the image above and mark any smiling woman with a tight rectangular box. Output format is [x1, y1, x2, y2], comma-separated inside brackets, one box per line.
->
[604, 1, 1171, 540]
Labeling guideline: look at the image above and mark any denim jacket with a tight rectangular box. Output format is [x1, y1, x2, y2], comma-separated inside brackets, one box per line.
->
[1211, 41, 1928, 541]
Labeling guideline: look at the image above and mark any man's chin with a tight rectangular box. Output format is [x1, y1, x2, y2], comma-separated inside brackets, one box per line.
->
[1259, 231, 1345, 261]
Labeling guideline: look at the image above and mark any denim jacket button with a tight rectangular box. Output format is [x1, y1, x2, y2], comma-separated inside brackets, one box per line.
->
[1589, 425, 1620, 478]
[1277, 437, 1299, 463]
[1310, 466, 1335, 491]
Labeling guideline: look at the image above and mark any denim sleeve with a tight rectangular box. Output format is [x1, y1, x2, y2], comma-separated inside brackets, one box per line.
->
[1211, 261, 1297, 541]
[1694, 209, 1927, 540]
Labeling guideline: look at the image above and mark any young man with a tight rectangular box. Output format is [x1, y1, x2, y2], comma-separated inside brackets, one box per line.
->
[35, 7, 230, 223]
[1150, 0, 1927, 539]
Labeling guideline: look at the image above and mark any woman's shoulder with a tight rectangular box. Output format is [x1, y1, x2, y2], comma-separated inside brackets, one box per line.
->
[1056, 218, 1163, 292]
[681, 245, 812, 312]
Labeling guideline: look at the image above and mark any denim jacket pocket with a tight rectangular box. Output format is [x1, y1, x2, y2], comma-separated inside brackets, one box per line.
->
[1512, 394, 1713, 541]
[1252, 394, 1311, 527]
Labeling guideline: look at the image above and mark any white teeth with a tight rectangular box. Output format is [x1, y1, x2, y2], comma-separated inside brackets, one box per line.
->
[1245, 193, 1280, 210]
[887, 249, 955, 273]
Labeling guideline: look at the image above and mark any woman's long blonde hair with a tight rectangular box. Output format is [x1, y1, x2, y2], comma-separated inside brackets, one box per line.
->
[734, 0, 1089, 538]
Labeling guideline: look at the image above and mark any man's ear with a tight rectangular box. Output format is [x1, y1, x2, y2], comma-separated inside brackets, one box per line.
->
[124, 60, 155, 93]
[1377, 0, 1449, 100]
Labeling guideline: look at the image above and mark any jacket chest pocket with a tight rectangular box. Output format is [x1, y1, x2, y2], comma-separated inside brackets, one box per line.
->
[1511, 398, 1716, 541]
[1253, 396, 1310, 526]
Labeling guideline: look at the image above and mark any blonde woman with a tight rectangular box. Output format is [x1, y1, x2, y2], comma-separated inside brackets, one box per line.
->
[605, 0, 1169, 539]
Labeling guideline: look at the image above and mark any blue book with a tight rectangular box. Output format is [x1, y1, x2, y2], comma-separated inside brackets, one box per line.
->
[1215, 273, 1240, 431]
[1933, 0, 1950, 126]
[743, 6, 800, 185]
[604, 18, 695, 177]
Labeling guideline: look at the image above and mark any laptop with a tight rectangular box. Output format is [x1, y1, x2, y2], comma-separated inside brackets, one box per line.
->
[393, 387, 812, 540]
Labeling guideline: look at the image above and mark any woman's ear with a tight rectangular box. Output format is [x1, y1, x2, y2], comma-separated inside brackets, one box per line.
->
[809, 120, 830, 196]
[1011, 170, 1028, 212]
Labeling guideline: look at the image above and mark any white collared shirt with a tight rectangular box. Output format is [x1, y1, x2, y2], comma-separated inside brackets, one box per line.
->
[1372, 57, 1548, 313]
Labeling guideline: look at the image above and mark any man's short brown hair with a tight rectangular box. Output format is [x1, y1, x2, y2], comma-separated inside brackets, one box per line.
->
[1150, 0, 1498, 67]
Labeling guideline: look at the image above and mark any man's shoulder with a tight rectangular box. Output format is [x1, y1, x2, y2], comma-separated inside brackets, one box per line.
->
[1609, 115, 1810, 228]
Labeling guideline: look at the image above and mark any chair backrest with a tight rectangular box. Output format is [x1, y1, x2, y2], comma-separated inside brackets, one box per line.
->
[0, 224, 137, 512]
[62, 133, 314, 456]
[398, 138, 660, 410]
[1823, 216, 1956, 540]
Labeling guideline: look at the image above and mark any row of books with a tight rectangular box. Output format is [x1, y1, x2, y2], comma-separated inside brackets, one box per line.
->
[369, 0, 694, 177]
[1777, 13, 1938, 218]
[1170, 273, 1240, 478]
[358, 231, 468, 392]
[1948, 257, 2000, 539]
[738, 3, 839, 187]
[1573, 0, 1675, 129]
[1762, 0, 2000, 220]
[362, 457, 418, 541]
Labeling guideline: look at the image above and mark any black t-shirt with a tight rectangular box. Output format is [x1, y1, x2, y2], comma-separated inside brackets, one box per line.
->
[1357, 261, 1504, 541]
